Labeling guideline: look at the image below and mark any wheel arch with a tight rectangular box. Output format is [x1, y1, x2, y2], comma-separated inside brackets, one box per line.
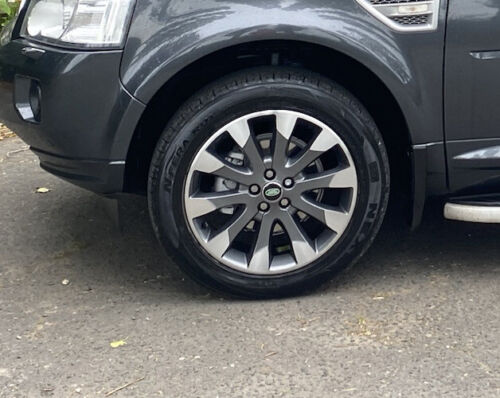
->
[123, 39, 414, 223]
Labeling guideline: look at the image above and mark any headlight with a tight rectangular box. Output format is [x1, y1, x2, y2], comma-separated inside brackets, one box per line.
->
[21, 0, 135, 48]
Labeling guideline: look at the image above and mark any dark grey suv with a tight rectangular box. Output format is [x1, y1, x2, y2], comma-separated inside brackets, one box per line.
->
[1, 0, 499, 297]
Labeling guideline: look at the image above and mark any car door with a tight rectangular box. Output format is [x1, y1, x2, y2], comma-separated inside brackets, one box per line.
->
[445, 0, 500, 193]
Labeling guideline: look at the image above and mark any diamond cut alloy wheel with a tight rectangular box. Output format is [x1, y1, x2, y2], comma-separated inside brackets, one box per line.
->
[149, 68, 389, 296]
[184, 110, 358, 275]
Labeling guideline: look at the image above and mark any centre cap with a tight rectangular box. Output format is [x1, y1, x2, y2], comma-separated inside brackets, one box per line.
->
[263, 183, 283, 202]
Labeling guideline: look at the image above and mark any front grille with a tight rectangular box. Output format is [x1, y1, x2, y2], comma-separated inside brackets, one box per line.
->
[390, 14, 431, 25]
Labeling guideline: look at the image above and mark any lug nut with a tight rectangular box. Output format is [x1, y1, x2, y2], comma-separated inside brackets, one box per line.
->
[259, 202, 270, 212]
[264, 169, 276, 180]
[279, 198, 290, 208]
[249, 184, 260, 195]
[283, 178, 294, 188]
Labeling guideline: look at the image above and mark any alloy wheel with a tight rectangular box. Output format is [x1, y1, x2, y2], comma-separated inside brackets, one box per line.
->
[184, 110, 358, 275]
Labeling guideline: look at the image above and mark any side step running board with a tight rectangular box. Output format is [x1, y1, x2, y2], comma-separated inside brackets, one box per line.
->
[444, 202, 500, 223]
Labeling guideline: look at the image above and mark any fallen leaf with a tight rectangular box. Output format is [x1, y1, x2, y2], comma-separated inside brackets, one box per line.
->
[36, 187, 50, 193]
[0, 124, 16, 140]
[110, 340, 127, 348]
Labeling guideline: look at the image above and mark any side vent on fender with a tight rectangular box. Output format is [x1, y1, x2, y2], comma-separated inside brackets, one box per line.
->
[356, 0, 440, 32]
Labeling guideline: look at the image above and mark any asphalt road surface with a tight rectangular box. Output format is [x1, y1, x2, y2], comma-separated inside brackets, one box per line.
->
[1, 137, 499, 397]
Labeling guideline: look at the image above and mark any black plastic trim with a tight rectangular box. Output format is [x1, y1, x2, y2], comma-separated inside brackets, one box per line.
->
[411, 142, 448, 229]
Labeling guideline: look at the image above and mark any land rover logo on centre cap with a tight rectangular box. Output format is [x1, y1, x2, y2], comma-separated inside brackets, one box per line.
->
[263, 184, 282, 201]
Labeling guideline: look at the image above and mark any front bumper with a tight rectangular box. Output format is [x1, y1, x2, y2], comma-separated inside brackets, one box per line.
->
[0, 39, 145, 194]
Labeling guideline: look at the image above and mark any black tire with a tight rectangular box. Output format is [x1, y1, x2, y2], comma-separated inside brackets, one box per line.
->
[148, 67, 390, 298]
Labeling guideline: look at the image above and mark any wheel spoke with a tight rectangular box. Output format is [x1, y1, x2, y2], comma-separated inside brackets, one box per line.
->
[272, 113, 298, 170]
[193, 150, 252, 186]
[286, 128, 340, 176]
[248, 216, 275, 273]
[227, 119, 265, 174]
[185, 191, 251, 219]
[294, 196, 351, 234]
[295, 166, 357, 193]
[279, 211, 316, 265]
[208, 207, 258, 257]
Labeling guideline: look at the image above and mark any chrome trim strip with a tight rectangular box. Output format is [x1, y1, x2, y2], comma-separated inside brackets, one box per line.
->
[470, 50, 500, 61]
[454, 146, 500, 160]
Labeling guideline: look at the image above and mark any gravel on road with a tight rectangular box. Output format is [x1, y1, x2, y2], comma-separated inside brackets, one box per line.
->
[0, 137, 499, 397]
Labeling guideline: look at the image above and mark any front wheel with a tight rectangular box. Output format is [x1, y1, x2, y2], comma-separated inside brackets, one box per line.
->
[148, 68, 390, 298]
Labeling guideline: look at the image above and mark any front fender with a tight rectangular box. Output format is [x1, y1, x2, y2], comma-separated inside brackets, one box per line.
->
[121, 0, 446, 146]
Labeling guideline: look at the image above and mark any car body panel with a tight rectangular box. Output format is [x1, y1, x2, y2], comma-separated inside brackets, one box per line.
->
[121, 0, 448, 147]
[445, 0, 500, 193]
